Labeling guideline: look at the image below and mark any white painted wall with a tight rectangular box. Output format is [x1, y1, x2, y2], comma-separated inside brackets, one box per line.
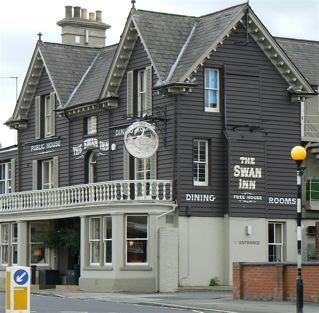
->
[178, 217, 225, 286]
[178, 216, 299, 287]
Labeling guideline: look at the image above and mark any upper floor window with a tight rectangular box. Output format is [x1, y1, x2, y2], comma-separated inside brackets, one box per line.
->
[193, 139, 209, 186]
[0, 161, 13, 194]
[35, 92, 56, 139]
[44, 95, 52, 137]
[137, 69, 147, 117]
[85, 152, 97, 184]
[127, 66, 152, 118]
[84, 116, 97, 136]
[123, 147, 157, 199]
[268, 222, 284, 262]
[205, 68, 220, 112]
[42, 159, 54, 189]
[32, 157, 58, 190]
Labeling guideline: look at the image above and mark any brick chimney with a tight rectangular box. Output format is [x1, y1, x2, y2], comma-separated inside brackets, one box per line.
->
[57, 6, 110, 47]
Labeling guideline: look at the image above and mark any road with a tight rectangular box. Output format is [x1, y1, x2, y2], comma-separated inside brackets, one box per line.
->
[1, 292, 197, 313]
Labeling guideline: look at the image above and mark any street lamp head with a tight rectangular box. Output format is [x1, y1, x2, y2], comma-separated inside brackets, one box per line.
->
[291, 146, 307, 161]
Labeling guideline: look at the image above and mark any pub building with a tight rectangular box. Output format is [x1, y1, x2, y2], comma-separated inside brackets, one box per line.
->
[0, 2, 318, 292]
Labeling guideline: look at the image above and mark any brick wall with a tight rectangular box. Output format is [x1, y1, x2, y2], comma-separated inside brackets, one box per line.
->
[233, 262, 319, 303]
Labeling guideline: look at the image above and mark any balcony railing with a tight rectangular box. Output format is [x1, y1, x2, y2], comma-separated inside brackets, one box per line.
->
[303, 115, 319, 141]
[0, 180, 173, 213]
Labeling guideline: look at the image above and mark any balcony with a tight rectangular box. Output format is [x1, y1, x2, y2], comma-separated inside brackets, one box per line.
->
[303, 115, 319, 142]
[0, 180, 174, 214]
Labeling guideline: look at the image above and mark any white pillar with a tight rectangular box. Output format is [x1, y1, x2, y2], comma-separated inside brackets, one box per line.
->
[17, 221, 28, 266]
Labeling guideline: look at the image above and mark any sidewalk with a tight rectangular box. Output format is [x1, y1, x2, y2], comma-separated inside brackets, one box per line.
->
[29, 287, 319, 313]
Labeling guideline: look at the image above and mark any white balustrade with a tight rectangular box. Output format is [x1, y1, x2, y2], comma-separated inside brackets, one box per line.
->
[0, 180, 173, 213]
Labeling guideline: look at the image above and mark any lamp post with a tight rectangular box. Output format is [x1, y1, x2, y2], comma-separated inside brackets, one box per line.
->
[291, 145, 307, 313]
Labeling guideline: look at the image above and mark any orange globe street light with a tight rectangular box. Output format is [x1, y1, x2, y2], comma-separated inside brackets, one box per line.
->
[290, 145, 307, 313]
[291, 146, 307, 162]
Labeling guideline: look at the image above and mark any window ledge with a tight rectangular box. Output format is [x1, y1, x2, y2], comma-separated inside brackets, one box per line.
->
[120, 265, 152, 271]
[83, 266, 113, 271]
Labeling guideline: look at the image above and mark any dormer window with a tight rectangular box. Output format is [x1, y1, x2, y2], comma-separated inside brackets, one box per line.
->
[137, 69, 146, 117]
[35, 92, 56, 139]
[44, 95, 52, 137]
[84, 116, 97, 135]
[205, 68, 220, 112]
[127, 66, 152, 118]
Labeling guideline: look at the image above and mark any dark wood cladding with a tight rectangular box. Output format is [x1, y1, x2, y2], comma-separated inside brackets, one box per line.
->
[14, 26, 300, 220]
[109, 38, 175, 182]
[176, 26, 299, 219]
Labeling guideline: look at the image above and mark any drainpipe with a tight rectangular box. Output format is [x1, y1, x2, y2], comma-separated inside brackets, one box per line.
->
[154, 205, 177, 292]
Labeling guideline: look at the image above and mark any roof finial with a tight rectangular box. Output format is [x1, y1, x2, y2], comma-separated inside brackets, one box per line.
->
[131, 0, 136, 10]
[37, 32, 43, 42]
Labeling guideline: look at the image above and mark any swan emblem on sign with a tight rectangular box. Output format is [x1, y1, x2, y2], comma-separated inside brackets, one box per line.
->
[124, 122, 159, 159]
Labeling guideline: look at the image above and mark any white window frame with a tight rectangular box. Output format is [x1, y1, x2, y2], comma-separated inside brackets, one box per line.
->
[103, 216, 112, 265]
[0, 161, 12, 194]
[0, 223, 9, 266]
[89, 216, 112, 266]
[88, 153, 97, 183]
[11, 223, 18, 265]
[126, 215, 148, 265]
[87, 116, 97, 135]
[205, 68, 220, 112]
[89, 217, 101, 266]
[44, 94, 52, 137]
[135, 158, 151, 197]
[41, 159, 53, 189]
[268, 222, 284, 262]
[137, 69, 146, 117]
[193, 139, 209, 186]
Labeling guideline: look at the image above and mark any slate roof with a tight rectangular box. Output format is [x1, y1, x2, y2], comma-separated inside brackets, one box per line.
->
[133, 10, 195, 82]
[65, 44, 117, 108]
[132, 4, 246, 84]
[39, 42, 100, 106]
[170, 4, 246, 82]
[275, 37, 319, 86]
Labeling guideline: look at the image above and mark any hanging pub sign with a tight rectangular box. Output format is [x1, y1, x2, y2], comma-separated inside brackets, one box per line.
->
[124, 121, 159, 159]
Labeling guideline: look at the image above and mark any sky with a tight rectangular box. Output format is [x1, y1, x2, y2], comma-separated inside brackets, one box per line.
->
[0, 0, 318, 148]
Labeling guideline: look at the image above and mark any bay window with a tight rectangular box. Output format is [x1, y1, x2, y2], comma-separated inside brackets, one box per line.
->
[89, 216, 112, 266]
[126, 215, 148, 264]
[0, 222, 17, 266]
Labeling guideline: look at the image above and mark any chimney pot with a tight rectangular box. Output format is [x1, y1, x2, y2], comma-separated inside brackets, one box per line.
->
[89, 12, 95, 21]
[74, 6, 81, 18]
[81, 8, 87, 19]
[96, 10, 102, 22]
[65, 6, 72, 18]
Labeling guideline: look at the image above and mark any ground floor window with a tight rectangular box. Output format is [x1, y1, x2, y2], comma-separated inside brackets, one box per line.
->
[268, 222, 284, 262]
[30, 222, 50, 265]
[126, 215, 148, 264]
[0, 222, 17, 266]
[89, 216, 112, 266]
